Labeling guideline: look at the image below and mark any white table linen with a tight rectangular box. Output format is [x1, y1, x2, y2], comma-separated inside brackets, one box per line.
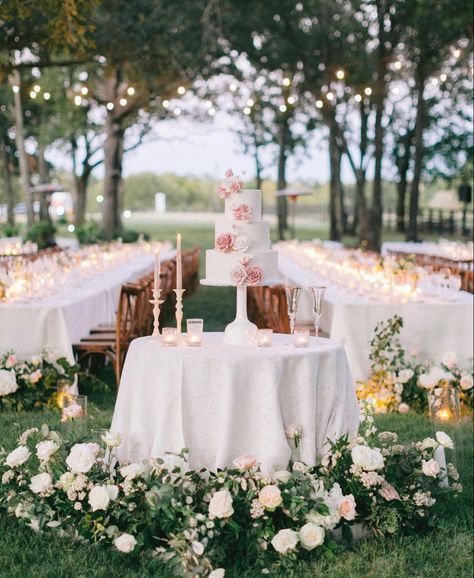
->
[279, 253, 474, 381]
[111, 333, 359, 473]
[0, 249, 175, 362]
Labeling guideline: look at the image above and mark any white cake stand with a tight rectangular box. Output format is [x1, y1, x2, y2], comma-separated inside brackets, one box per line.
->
[201, 279, 281, 346]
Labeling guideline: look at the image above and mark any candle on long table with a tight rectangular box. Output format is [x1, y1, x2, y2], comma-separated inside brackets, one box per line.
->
[154, 249, 160, 290]
[176, 233, 182, 291]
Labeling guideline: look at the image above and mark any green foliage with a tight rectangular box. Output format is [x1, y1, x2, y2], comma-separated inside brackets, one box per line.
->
[369, 316, 405, 373]
[120, 230, 149, 244]
[0, 223, 20, 237]
[74, 221, 105, 245]
[26, 220, 57, 250]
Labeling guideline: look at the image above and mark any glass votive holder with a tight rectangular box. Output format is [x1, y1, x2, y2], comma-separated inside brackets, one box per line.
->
[162, 327, 178, 347]
[257, 328, 273, 347]
[293, 328, 310, 348]
[56, 378, 73, 409]
[187, 318, 203, 347]
[61, 394, 87, 423]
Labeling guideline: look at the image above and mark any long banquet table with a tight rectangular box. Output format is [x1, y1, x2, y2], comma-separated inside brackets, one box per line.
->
[278, 251, 474, 382]
[112, 333, 360, 473]
[0, 248, 175, 362]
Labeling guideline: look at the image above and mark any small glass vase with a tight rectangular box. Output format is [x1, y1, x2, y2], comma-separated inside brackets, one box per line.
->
[60, 394, 88, 437]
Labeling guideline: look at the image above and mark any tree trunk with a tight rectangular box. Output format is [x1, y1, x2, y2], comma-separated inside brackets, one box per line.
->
[0, 139, 15, 226]
[10, 70, 33, 226]
[102, 113, 124, 239]
[38, 144, 50, 221]
[356, 170, 370, 244]
[276, 120, 288, 241]
[328, 119, 342, 241]
[407, 72, 425, 242]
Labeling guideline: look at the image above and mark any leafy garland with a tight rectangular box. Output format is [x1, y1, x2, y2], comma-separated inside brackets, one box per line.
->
[0, 404, 461, 577]
[357, 316, 473, 414]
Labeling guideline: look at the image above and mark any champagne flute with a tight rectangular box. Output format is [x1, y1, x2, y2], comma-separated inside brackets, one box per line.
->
[284, 285, 301, 335]
[308, 286, 326, 337]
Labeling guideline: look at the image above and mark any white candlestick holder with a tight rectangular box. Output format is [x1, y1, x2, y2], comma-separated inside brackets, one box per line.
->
[174, 288, 186, 339]
[149, 289, 165, 340]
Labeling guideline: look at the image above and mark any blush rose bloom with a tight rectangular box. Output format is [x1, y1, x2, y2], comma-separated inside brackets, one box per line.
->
[442, 351, 457, 369]
[339, 494, 357, 521]
[215, 233, 235, 252]
[29, 369, 42, 384]
[5, 354, 17, 368]
[209, 489, 234, 519]
[232, 203, 253, 223]
[379, 483, 401, 501]
[398, 403, 410, 414]
[114, 533, 137, 553]
[298, 523, 325, 550]
[435, 431, 454, 449]
[258, 485, 282, 510]
[422, 458, 441, 477]
[36, 440, 59, 463]
[29, 472, 53, 495]
[66, 443, 97, 474]
[6, 446, 30, 468]
[271, 528, 299, 554]
[245, 266, 263, 285]
[232, 454, 257, 470]
[230, 265, 247, 285]
[397, 369, 414, 383]
[351, 444, 384, 471]
[460, 373, 473, 390]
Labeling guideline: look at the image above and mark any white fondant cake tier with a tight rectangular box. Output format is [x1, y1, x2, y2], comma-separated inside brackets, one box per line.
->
[215, 218, 270, 252]
[224, 189, 262, 222]
[205, 249, 279, 285]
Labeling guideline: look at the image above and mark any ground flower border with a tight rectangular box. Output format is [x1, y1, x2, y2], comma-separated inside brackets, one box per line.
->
[0, 404, 461, 577]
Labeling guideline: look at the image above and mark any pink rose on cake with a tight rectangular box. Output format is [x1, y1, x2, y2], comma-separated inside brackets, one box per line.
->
[246, 266, 263, 285]
[232, 203, 253, 223]
[218, 168, 244, 199]
[215, 233, 235, 252]
[230, 265, 247, 285]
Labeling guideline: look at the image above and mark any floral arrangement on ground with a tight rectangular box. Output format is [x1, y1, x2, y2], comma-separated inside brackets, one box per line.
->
[356, 316, 473, 414]
[0, 350, 80, 412]
[0, 404, 461, 577]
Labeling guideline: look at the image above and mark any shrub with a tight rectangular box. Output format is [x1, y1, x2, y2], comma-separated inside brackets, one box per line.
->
[26, 221, 57, 250]
[75, 222, 106, 245]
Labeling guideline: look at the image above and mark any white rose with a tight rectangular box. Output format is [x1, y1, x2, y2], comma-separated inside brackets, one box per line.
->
[36, 440, 59, 463]
[351, 444, 384, 471]
[397, 369, 414, 383]
[394, 383, 404, 394]
[6, 446, 30, 468]
[31, 355, 42, 366]
[209, 569, 225, 578]
[88, 485, 111, 511]
[258, 485, 283, 510]
[272, 470, 292, 484]
[271, 528, 299, 554]
[57, 471, 75, 491]
[120, 463, 144, 480]
[66, 443, 97, 474]
[442, 351, 457, 369]
[0, 369, 19, 396]
[420, 437, 437, 451]
[422, 459, 440, 478]
[101, 431, 122, 448]
[418, 373, 435, 390]
[430, 366, 453, 384]
[460, 373, 473, 391]
[298, 523, 325, 550]
[435, 431, 454, 449]
[209, 489, 234, 519]
[29, 472, 53, 495]
[114, 533, 137, 553]
[192, 541, 205, 556]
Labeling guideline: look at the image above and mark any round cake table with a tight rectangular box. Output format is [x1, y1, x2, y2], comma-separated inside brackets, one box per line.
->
[111, 333, 359, 472]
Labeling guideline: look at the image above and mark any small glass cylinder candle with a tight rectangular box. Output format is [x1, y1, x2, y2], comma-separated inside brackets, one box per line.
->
[257, 328, 273, 347]
[162, 327, 178, 346]
[187, 318, 204, 347]
[428, 387, 461, 423]
[56, 379, 73, 409]
[293, 328, 310, 348]
[61, 394, 87, 423]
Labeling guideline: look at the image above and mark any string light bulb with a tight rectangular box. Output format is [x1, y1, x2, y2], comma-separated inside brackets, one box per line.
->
[12, 85, 20, 93]
[30, 91, 37, 99]
[33, 84, 41, 92]
[283, 77, 291, 87]
[43, 92, 51, 100]
[127, 86, 135, 96]
[229, 83, 237, 92]
[394, 61, 402, 70]
[74, 95, 82, 106]
[326, 92, 334, 101]
[177, 86, 186, 95]
[162, 99, 170, 108]
[279, 104, 287, 112]
[316, 99, 323, 108]
[120, 98, 127, 106]
[208, 107, 216, 116]
[364, 87, 372, 96]
[355, 94, 362, 102]
[106, 102, 114, 110]
[247, 98, 254, 107]
[243, 106, 251, 115]
[440, 73, 447, 82]
[174, 107, 181, 115]
[453, 48, 461, 58]
[287, 95, 296, 104]
[336, 69, 345, 80]
[81, 86, 88, 96]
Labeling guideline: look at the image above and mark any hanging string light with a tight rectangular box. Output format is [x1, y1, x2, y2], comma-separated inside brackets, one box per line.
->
[81, 86, 88, 96]
[127, 87, 135, 96]
[43, 92, 51, 101]
[326, 92, 334, 101]
[279, 104, 287, 112]
[162, 99, 170, 108]
[30, 90, 37, 99]
[336, 69, 345, 80]
[208, 107, 216, 116]
[354, 94, 362, 102]
[120, 98, 127, 106]
[12, 85, 20, 93]
[106, 102, 114, 110]
[33, 84, 41, 93]
[440, 73, 447, 82]
[287, 96, 296, 104]
[229, 83, 237, 92]
[316, 99, 323, 108]
[243, 106, 251, 115]
[364, 87, 372, 96]
[247, 98, 255, 107]
[174, 106, 181, 115]
[177, 86, 186, 95]
[282, 77, 291, 87]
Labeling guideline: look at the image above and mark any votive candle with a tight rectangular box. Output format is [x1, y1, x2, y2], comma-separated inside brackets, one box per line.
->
[257, 329, 273, 347]
[293, 328, 310, 348]
[162, 327, 178, 347]
[187, 318, 203, 347]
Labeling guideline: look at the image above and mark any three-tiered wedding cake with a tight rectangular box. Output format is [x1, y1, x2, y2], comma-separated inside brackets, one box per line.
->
[203, 170, 279, 286]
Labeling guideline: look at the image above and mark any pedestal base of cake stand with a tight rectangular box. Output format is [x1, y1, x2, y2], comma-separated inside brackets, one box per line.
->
[223, 285, 257, 346]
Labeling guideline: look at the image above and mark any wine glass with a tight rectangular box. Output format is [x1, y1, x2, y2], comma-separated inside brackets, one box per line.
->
[308, 286, 326, 337]
[284, 285, 301, 334]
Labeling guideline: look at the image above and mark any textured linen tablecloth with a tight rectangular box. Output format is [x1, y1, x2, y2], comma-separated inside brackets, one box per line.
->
[0, 249, 175, 363]
[279, 253, 474, 381]
[111, 333, 359, 473]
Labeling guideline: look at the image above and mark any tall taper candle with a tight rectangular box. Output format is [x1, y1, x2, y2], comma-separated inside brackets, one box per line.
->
[154, 249, 160, 290]
[176, 233, 182, 291]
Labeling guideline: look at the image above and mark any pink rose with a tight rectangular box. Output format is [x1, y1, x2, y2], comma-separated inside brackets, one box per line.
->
[61, 402, 85, 422]
[339, 494, 357, 521]
[230, 266, 247, 285]
[232, 203, 253, 223]
[233, 454, 258, 470]
[245, 266, 263, 285]
[230, 180, 243, 195]
[240, 256, 250, 267]
[215, 233, 235, 252]
[29, 369, 42, 384]
[218, 185, 232, 200]
[225, 168, 234, 177]
[5, 354, 17, 369]
[258, 485, 282, 510]
[422, 458, 440, 478]
[398, 403, 410, 414]
[378, 483, 400, 501]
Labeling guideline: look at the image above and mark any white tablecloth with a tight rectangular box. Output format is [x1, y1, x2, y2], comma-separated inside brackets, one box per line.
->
[111, 333, 359, 473]
[279, 253, 474, 381]
[0, 249, 175, 362]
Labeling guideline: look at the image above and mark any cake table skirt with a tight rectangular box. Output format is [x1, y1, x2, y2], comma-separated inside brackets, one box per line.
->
[111, 333, 359, 473]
